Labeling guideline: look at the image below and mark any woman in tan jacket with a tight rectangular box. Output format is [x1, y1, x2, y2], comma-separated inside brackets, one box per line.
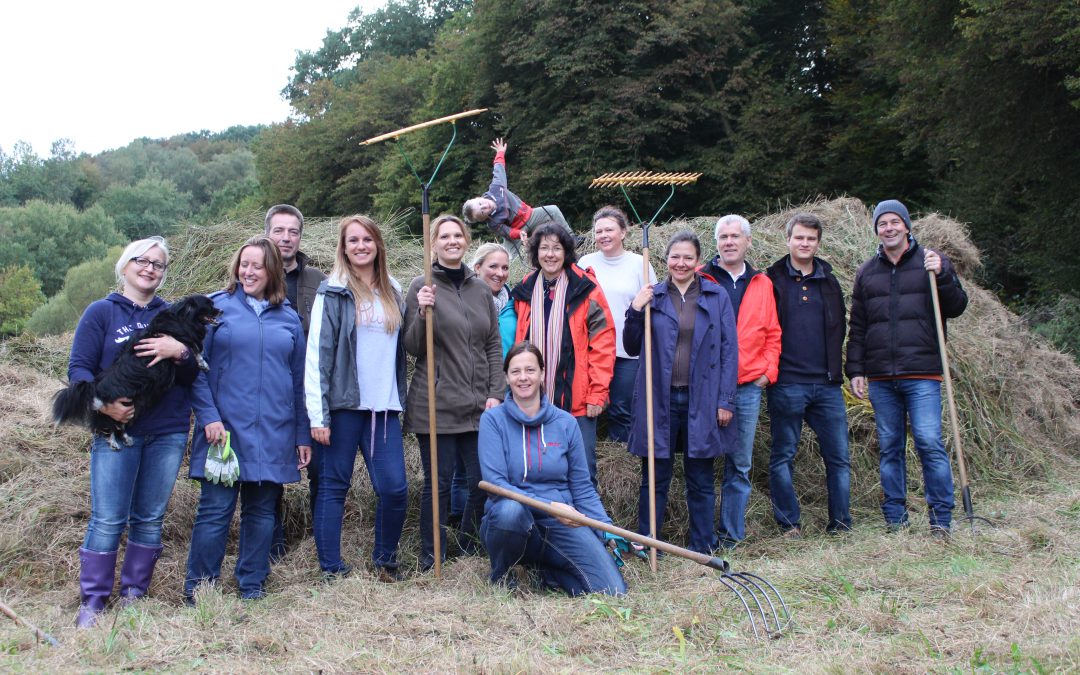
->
[404, 215, 505, 570]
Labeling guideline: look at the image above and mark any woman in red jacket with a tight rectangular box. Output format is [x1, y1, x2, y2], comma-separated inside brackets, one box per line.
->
[509, 223, 615, 487]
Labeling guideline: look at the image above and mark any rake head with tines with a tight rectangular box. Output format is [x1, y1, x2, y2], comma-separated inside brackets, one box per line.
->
[588, 170, 703, 239]
[589, 171, 703, 189]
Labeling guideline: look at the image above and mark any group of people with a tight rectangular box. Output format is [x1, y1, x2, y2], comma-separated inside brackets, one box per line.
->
[68, 140, 968, 626]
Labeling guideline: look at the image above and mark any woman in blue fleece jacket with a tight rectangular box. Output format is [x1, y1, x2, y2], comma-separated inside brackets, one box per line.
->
[68, 236, 199, 627]
[478, 342, 626, 596]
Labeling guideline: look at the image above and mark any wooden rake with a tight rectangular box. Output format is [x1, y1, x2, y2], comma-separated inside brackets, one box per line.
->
[928, 271, 996, 533]
[588, 170, 702, 573]
[479, 481, 791, 639]
[361, 108, 488, 577]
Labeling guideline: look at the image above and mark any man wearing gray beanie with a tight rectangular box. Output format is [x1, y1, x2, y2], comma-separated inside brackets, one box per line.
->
[845, 199, 968, 536]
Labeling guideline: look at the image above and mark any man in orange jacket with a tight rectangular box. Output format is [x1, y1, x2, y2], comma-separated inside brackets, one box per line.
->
[700, 215, 782, 548]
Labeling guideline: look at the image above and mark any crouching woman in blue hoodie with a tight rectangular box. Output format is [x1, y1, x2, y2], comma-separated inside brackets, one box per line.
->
[478, 342, 626, 596]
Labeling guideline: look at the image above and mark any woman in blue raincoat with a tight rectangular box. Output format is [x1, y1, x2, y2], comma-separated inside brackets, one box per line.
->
[184, 236, 311, 602]
[624, 231, 738, 554]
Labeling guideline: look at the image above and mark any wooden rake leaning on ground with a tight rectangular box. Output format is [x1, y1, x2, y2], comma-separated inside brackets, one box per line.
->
[361, 108, 488, 578]
[480, 481, 791, 639]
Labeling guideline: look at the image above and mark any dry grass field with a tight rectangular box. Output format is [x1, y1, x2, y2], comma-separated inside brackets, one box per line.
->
[1, 198, 1078, 672]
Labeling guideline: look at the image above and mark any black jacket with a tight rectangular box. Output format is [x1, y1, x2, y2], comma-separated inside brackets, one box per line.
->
[766, 255, 847, 383]
[845, 237, 967, 379]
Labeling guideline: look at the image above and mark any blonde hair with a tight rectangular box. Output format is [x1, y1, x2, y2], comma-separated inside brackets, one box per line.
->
[330, 215, 402, 334]
[226, 236, 287, 305]
[115, 236, 169, 289]
[430, 214, 472, 262]
[470, 242, 510, 270]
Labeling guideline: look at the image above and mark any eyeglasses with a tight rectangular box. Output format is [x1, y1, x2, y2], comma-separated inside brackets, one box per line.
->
[130, 256, 167, 272]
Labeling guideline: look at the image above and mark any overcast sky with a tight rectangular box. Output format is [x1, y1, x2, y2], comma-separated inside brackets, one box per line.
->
[0, 0, 386, 157]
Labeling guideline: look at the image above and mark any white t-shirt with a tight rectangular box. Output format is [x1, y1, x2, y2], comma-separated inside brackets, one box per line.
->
[579, 250, 658, 359]
[354, 292, 402, 412]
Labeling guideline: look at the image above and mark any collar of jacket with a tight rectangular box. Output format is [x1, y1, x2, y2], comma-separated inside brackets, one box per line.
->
[768, 254, 837, 279]
[511, 264, 595, 304]
[294, 250, 311, 272]
[875, 235, 920, 266]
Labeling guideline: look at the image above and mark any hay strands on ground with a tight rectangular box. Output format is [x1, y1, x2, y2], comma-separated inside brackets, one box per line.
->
[589, 169, 703, 573]
[361, 108, 488, 578]
[479, 481, 791, 639]
[929, 271, 996, 533]
[0, 599, 59, 647]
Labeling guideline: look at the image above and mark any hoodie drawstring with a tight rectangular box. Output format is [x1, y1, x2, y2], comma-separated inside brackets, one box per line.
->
[521, 422, 546, 482]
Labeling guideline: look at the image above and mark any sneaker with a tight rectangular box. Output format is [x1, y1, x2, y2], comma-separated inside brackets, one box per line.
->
[886, 520, 911, 534]
[377, 566, 402, 583]
[781, 526, 802, 540]
[321, 564, 353, 582]
[929, 526, 951, 540]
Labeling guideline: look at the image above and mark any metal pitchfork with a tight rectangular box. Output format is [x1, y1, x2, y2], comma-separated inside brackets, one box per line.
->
[588, 170, 702, 573]
[479, 481, 790, 639]
[361, 108, 488, 578]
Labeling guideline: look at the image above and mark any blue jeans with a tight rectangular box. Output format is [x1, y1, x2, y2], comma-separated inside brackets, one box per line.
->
[576, 415, 598, 488]
[717, 383, 764, 545]
[869, 379, 955, 528]
[767, 383, 852, 532]
[449, 454, 469, 519]
[637, 387, 717, 554]
[605, 357, 639, 442]
[312, 410, 407, 572]
[481, 499, 626, 596]
[417, 432, 484, 568]
[185, 479, 282, 599]
[83, 432, 188, 552]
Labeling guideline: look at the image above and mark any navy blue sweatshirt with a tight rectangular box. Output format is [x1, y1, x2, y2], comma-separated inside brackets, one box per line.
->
[68, 293, 197, 436]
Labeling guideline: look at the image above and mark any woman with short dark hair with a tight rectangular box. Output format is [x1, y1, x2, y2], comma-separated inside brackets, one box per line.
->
[624, 231, 738, 554]
[510, 223, 616, 487]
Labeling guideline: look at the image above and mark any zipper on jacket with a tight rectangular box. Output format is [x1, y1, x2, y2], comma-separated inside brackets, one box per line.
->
[888, 266, 899, 376]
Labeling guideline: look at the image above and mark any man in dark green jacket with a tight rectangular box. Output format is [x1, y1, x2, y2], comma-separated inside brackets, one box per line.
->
[264, 204, 327, 559]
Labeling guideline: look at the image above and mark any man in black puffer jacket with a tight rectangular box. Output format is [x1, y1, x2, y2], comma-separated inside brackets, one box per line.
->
[846, 200, 968, 536]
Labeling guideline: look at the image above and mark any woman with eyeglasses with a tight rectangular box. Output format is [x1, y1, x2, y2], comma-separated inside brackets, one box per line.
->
[67, 237, 200, 628]
[510, 223, 616, 487]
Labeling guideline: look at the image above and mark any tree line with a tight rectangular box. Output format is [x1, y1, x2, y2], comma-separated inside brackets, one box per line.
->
[2, 0, 1078, 348]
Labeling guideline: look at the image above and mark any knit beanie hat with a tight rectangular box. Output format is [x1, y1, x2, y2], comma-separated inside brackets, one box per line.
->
[872, 200, 912, 233]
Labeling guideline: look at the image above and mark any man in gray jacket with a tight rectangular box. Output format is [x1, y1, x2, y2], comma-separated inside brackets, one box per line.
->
[264, 204, 326, 560]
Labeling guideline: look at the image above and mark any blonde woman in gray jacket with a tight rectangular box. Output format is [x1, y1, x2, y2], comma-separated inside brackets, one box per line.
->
[305, 216, 407, 582]
[405, 214, 505, 571]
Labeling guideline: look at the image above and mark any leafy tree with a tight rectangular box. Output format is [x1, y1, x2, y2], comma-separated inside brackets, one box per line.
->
[0, 265, 45, 335]
[0, 201, 122, 296]
[97, 178, 192, 239]
[284, 0, 470, 107]
[25, 248, 122, 336]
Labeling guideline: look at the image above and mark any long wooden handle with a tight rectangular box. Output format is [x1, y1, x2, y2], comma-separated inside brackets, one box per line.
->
[642, 249, 658, 572]
[360, 108, 488, 145]
[928, 271, 969, 490]
[423, 211, 441, 579]
[478, 481, 728, 571]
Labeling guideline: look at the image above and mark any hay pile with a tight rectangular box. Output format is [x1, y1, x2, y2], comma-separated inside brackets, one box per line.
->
[1, 197, 1077, 609]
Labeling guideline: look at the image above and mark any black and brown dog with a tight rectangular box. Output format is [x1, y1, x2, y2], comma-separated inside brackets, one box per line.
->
[52, 294, 220, 448]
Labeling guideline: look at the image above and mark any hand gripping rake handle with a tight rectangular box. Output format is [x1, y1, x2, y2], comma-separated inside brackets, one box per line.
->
[479, 481, 790, 638]
[928, 271, 994, 531]
[0, 599, 59, 647]
[588, 170, 703, 573]
[362, 108, 488, 577]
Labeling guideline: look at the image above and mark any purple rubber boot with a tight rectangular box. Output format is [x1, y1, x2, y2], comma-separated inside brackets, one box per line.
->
[118, 542, 164, 607]
[76, 548, 117, 628]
